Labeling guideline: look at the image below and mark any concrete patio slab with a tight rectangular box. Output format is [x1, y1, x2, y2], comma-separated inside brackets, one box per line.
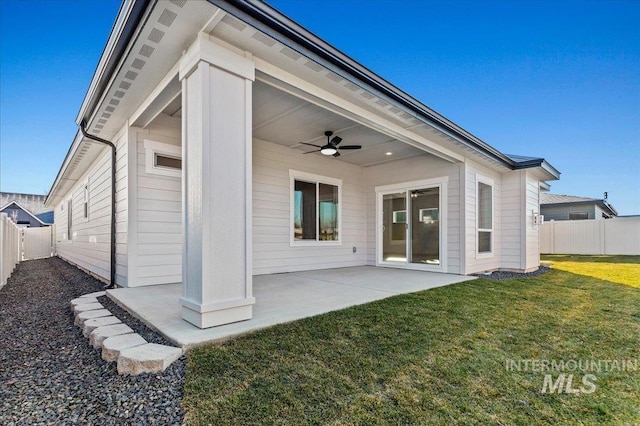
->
[108, 266, 474, 348]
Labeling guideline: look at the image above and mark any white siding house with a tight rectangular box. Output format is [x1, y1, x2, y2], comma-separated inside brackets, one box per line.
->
[45, 0, 559, 329]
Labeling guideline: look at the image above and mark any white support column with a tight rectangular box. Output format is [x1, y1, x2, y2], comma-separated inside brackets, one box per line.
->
[179, 34, 255, 328]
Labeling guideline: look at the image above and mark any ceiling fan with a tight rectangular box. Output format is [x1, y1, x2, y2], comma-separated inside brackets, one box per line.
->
[300, 131, 362, 157]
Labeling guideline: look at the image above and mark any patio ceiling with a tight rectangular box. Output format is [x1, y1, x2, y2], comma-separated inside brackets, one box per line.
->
[163, 80, 432, 168]
[252, 81, 431, 167]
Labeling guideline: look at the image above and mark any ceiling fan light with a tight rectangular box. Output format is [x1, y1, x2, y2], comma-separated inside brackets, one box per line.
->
[321, 146, 337, 155]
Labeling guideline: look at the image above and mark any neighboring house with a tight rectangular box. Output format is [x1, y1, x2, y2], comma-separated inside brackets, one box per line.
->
[540, 193, 617, 221]
[45, 0, 560, 329]
[0, 197, 52, 228]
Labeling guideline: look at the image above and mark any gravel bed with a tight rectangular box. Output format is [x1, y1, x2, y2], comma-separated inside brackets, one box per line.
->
[472, 265, 551, 280]
[0, 257, 185, 425]
[98, 297, 173, 347]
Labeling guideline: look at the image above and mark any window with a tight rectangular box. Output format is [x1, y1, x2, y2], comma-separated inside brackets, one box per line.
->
[419, 208, 439, 224]
[83, 184, 89, 219]
[67, 199, 73, 240]
[477, 177, 493, 255]
[290, 170, 341, 244]
[392, 210, 406, 223]
[569, 212, 588, 220]
[144, 140, 181, 177]
[155, 153, 181, 170]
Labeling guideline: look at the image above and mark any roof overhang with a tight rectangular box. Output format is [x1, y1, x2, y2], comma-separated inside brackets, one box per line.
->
[48, 0, 562, 202]
[207, 0, 523, 169]
[45, 132, 107, 207]
[76, 0, 151, 127]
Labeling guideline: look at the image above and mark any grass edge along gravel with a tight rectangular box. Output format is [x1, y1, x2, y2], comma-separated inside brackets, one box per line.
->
[183, 260, 640, 425]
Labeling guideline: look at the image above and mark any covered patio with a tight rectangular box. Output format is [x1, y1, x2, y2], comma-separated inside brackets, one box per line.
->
[107, 266, 475, 348]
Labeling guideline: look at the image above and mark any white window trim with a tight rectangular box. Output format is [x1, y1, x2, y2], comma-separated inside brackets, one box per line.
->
[375, 176, 449, 273]
[476, 174, 494, 258]
[289, 169, 342, 247]
[67, 198, 73, 241]
[144, 139, 181, 177]
[83, 182, 90, 222]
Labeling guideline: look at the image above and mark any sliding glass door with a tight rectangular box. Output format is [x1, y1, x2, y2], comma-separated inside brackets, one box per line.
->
[410, 187, 440, 265]
[378, 181, 444, 270]
[382, 192, 407, 262]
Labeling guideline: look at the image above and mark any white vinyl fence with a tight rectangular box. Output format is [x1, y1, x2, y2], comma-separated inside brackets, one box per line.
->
[0, 213, 21, 288]
[541, 217, 640, 255]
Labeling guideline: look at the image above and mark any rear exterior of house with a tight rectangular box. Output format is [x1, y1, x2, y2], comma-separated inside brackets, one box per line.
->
[45, 0, 559, 328]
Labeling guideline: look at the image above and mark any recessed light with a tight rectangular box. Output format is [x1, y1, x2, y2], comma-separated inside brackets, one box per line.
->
[385, 152, 393, 156]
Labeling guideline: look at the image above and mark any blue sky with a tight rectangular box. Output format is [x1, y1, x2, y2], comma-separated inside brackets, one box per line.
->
[1, 1, 639, 214]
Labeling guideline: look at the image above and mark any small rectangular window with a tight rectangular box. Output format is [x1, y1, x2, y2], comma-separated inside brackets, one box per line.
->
[67, 199, 73, 240]
[569, 212, 588, 220]
[83, 185, 89, 219]
[477, 180, 493, 254]
[155, 153, 182, 170]
[144, 140, 181, 177]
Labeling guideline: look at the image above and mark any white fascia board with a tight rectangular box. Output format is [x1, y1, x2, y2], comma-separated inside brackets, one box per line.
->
[76, 0, 139, 126]
[45, 131, 85, 207]
[254, 58, 464, 163]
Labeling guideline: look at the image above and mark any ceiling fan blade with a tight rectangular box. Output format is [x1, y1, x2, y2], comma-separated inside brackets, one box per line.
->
[333, 151, 341, 157]
[303, 150, 321, 154]
[300, 142, 322, 148]
[337, 145, 362, 150]
[330, 136, 342, 146]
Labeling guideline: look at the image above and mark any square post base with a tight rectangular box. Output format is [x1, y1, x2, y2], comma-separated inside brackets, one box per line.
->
[180, 297, 255, 328]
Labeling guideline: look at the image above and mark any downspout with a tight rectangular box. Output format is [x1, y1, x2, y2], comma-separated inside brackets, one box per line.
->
[80, 120, 117, 288]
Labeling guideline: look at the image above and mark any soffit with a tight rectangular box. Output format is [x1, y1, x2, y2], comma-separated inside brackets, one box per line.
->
[252, 80, 428, 167]
[209, 13, 512, 173]
[85, 0, 214, 139]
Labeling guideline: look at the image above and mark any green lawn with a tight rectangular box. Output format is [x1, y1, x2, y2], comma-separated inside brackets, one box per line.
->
[541, 254, 640, 288]
[183, 259, 640, 425]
